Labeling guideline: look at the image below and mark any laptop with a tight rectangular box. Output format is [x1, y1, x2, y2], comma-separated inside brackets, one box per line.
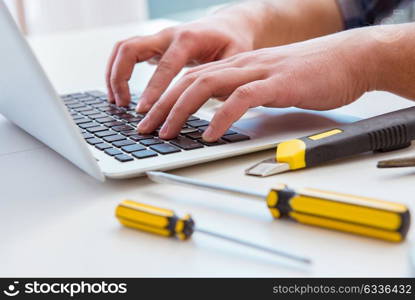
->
[0, 3, 357, 181]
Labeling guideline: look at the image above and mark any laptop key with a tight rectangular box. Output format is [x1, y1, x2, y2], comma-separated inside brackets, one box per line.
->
[95, 117, 114, 124]
[67, 103, 85, 109]
[112, 125, 134, 132]
[103, 135, 126, 143]
[199, 138, 226, 146]
[95, 143, 112, 150]
[180, 127, 198, 135]
[79, 122, 98, 129]
[122, 144, 146, 153]
[91, 103, 110, 108]
[129, 134, 154, 141]
[82, 132, 94, 139]
[132, 150, 158, 159]
[187, 116, 200, 121]
[104, 148, 123, 156]
[75, 107, 93, 112]
[186, 131, 203, 140]
[81, 109, 100, 116]
[86, 126, 108, 133]
[140, 138, 164, 146]
[112, 140, 135, 147]
[150, 143, 181, 155]
[115, 154, 134, 162]
[187, 119, 209, 128]
[222, 134, 250, 143]
[95, 130, 117, 138]
[89, 113, 108, 119]
[104, 121, 124, 127]
[119, 113, 134, 120]
[72, 114, 84, 120]
[170, 136, 203, 150]
[86, 138, 102, 145]
[121, 130, 138, 137]
[75, 117, 91, 124]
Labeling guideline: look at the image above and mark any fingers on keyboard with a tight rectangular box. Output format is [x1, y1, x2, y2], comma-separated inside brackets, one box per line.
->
[64, 92, 250, 163]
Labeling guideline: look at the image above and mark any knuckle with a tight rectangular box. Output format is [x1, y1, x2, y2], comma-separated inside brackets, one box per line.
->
[118, 43, 133, 55]
[181, 73, 198, 85]
[176, 29, 196, 43]
[196, 74, 215, 86]
[234, 85, 255, 99]
[157, 59, 173, 72]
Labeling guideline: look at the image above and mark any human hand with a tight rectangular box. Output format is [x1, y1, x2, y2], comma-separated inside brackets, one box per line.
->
[106, 13, 256, 109]
[137, 28, 378, 142]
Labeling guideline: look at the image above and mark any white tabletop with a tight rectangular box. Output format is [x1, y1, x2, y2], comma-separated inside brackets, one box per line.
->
[1, 19, 415, 277]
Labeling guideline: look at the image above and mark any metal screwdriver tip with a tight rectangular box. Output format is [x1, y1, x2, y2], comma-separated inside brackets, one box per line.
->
[245, 158, 290, 177]
[377, 156, 415, 168]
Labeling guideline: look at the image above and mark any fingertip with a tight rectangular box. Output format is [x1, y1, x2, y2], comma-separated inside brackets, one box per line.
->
[202, 127, 217, 142]
[136, 102, 151, 113]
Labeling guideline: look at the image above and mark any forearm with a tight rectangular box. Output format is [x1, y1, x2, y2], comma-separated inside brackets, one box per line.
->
[371, 23, 415, 100]
[215, 0, 344, 49]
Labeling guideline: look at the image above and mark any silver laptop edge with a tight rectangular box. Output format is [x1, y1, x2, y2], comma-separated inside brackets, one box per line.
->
[0, 2, 104, 181]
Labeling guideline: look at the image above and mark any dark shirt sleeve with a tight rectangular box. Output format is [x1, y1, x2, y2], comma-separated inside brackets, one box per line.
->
[336, 0, 412, 29]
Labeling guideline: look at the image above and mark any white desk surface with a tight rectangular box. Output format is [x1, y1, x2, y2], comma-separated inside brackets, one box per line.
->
[1, 19, 415, 277]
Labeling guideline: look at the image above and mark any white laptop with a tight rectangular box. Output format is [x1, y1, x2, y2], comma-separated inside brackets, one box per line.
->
[0, 2, 357, 181]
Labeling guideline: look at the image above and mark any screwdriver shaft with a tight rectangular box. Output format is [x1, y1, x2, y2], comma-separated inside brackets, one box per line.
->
[147, 171, 266, 200]
[196, 227, 311, 265]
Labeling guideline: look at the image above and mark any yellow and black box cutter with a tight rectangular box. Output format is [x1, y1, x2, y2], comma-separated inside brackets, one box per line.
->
[147, 171, 411, 243]
[246, 106, 415, 176]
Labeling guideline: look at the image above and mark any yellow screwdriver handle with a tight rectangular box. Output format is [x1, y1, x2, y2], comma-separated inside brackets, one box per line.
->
[115, 200, 195, 240]
[266, 185, 410, 242]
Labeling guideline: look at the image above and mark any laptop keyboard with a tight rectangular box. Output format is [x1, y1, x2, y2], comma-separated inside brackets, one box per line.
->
[61, 91, 250, 163]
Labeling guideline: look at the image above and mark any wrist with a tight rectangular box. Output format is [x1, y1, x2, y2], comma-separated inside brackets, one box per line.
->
[366, 24, 415, 96]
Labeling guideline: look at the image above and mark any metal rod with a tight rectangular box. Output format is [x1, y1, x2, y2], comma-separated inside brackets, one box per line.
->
[146, 171, 267, 200]
[196, 227, 311, 265]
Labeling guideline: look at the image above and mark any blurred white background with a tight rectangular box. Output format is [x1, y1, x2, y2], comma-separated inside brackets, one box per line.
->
[4, 0, 148, 35]
[3, 0, 234, 36]
[3, 0, 414, 36]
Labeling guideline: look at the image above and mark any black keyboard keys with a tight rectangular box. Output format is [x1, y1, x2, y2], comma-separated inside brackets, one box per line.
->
[82, 132, 94, 139]
[103, 135, 126, 143]
[199, 139, 226, 146]
[222, 134, 250, 143]
[86, 126, 108, 133]
[140, 138, 164, 146]
[129, 134, 154, 141]
[186, 131, 203, 140]
[86, 138, 102, 145]
[112, 140, 134, 147]
[95, 130, 117, 138]
[105, 121, 124, 127]
[79, 122, 98, 129]
[115, 154, 134, 162]
[112, 125, 134, 132]
[187, 119, 209, 128]
[150, 144, 181, 154]
[170, 136, 203, 150]
[132, 150, 158, 159]
[122, 144, 146, 153]
[104, 148, 123, 156]
[95, 117, 114, 124]
[95, 143, 112, 150]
